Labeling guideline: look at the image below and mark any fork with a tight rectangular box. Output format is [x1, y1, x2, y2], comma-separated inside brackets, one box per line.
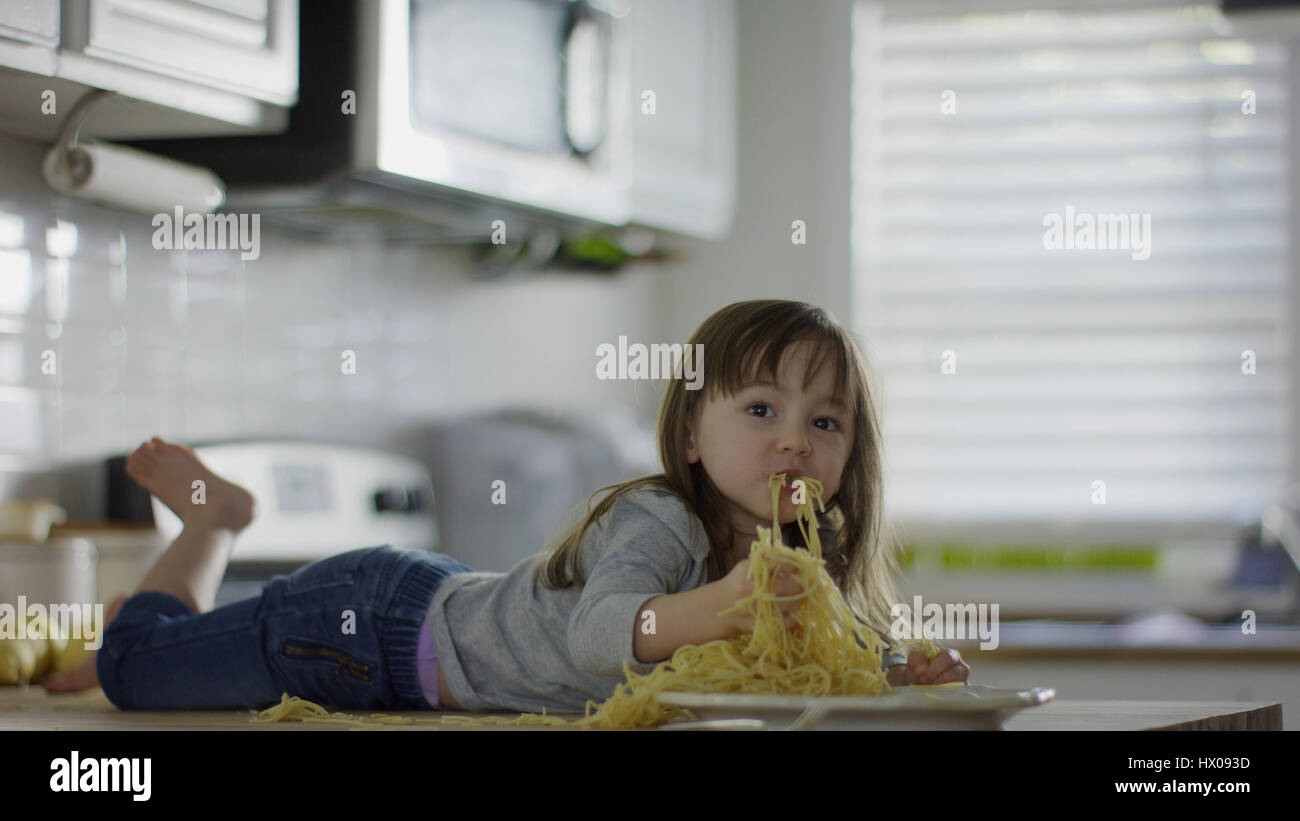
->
[782, 703, 829, 731]
[658, 703, 830, 731]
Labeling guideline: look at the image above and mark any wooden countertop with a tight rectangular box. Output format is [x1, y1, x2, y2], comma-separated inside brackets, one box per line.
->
[1002, 700, 1281, 730]
[0, 687, 1282, 730]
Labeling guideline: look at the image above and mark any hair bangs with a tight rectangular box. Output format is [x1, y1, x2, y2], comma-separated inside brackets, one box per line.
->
[708, 319, 851, 411]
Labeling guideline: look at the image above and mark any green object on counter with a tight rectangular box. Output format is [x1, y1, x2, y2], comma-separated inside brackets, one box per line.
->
[898, 543, 1159, 572]
[563, 234, 630, 267]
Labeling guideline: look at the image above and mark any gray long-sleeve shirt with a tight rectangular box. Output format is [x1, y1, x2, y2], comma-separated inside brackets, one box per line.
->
[425, 486, 837, 714]
[425, 488, 711, 713]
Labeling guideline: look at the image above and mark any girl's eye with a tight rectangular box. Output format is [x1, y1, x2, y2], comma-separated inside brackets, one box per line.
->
[749, 403, 842, 431]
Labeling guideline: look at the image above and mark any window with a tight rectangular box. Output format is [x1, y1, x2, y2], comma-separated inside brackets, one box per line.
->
[850, 0, 1292, 534]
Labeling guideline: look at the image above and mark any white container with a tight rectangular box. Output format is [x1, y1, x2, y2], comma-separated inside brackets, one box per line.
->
[0, 538, 97, 607]
[48, 526, 169, 605]
[0, 500, 68, 543]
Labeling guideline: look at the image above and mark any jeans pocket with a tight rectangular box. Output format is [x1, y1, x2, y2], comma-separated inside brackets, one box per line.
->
[279, 635, 376, 688]
[283, 546, 384, 596]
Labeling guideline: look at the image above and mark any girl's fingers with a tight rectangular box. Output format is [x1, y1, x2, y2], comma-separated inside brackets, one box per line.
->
[920, 649, 963, 683]
[907, 651, 928, 680]
[931, 658, 971, 684]
[920, 652, 961, 680]
[773, 571, 805, 596]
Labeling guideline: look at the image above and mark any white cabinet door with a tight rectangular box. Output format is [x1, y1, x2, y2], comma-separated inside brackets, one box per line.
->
[626, 0, 736, 240]
[0, 0, 59, 74]
[0, 0, 59, 46]
[71, 0, 297, 104]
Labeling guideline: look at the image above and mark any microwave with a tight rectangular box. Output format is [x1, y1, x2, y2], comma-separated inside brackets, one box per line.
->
[130, 0, 635, 239]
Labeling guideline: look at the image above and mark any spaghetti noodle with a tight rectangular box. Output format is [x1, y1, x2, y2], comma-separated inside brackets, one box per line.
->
[250, 693, 416, 726]
[249, 473, 941, 729]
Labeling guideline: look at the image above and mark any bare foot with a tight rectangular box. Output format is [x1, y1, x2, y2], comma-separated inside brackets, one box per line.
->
[125, 437, 256, 531]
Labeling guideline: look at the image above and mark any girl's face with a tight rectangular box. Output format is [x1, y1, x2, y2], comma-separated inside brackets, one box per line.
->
[685, 341, 853, 541]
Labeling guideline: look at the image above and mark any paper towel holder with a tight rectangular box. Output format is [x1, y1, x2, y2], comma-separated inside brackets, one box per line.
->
[43, 89, 112, 193]
[42, 89, 227, 215]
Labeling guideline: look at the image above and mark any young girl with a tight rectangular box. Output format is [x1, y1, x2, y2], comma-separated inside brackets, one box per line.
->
[46, 299, 969, 713]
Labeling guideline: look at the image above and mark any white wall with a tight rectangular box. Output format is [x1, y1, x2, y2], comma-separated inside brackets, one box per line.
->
[0, 131, 667, 518]
[656, 0, 854, 340]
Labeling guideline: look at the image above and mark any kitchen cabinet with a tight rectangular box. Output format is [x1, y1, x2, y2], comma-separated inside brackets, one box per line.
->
[0, 0, 59, 74]
[0, 0, 296, 142]
[66, 0, 297, 106]
[0, 1, 60, 46]
[626, 0, 736, 240]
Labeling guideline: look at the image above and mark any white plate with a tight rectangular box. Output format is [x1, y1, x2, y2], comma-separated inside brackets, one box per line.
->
[657, 684, 1056, 730]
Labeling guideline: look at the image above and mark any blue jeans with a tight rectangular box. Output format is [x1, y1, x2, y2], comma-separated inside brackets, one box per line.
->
[96, 545, 476, 711]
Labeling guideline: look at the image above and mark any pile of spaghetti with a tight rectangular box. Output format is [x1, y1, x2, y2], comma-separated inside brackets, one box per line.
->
[251, 473, 937, 730]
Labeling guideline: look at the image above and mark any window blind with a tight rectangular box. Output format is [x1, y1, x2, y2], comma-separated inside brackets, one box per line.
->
[850, 0, 1292, 528]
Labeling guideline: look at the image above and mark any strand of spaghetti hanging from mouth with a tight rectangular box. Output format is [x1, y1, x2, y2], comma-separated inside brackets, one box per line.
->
[768, 472, 826, 559]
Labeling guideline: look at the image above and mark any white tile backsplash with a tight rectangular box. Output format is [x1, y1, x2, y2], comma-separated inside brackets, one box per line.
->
[0, 131, 665, 515]
[0, 248, 33, 314]
[0, 394, 41, 453]
[0, 337, 21, 384]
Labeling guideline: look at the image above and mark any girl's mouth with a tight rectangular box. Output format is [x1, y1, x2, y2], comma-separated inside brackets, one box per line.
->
[778, 478, 814, 494]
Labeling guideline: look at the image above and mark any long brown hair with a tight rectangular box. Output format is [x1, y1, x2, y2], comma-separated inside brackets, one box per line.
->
[535, 300, 901, 637]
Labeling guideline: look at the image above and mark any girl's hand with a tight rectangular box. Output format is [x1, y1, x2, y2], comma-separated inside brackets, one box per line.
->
[719, 557, 805, 635]
[899, 646, 972, 685]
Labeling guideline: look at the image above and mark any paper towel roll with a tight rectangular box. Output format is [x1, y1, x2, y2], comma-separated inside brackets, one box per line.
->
[43, 140, 226, 215]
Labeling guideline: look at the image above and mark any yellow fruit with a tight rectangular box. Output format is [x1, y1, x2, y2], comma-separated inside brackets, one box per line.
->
[48, 609, 102, 675]
[0, 607, 100, 684]
[0, 637, 53, 685]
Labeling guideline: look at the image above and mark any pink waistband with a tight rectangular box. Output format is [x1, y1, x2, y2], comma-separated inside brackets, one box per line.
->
[416, 612, 441, 709]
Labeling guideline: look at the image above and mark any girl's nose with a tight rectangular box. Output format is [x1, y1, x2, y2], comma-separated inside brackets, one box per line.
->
[777, 423, 812, 455]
